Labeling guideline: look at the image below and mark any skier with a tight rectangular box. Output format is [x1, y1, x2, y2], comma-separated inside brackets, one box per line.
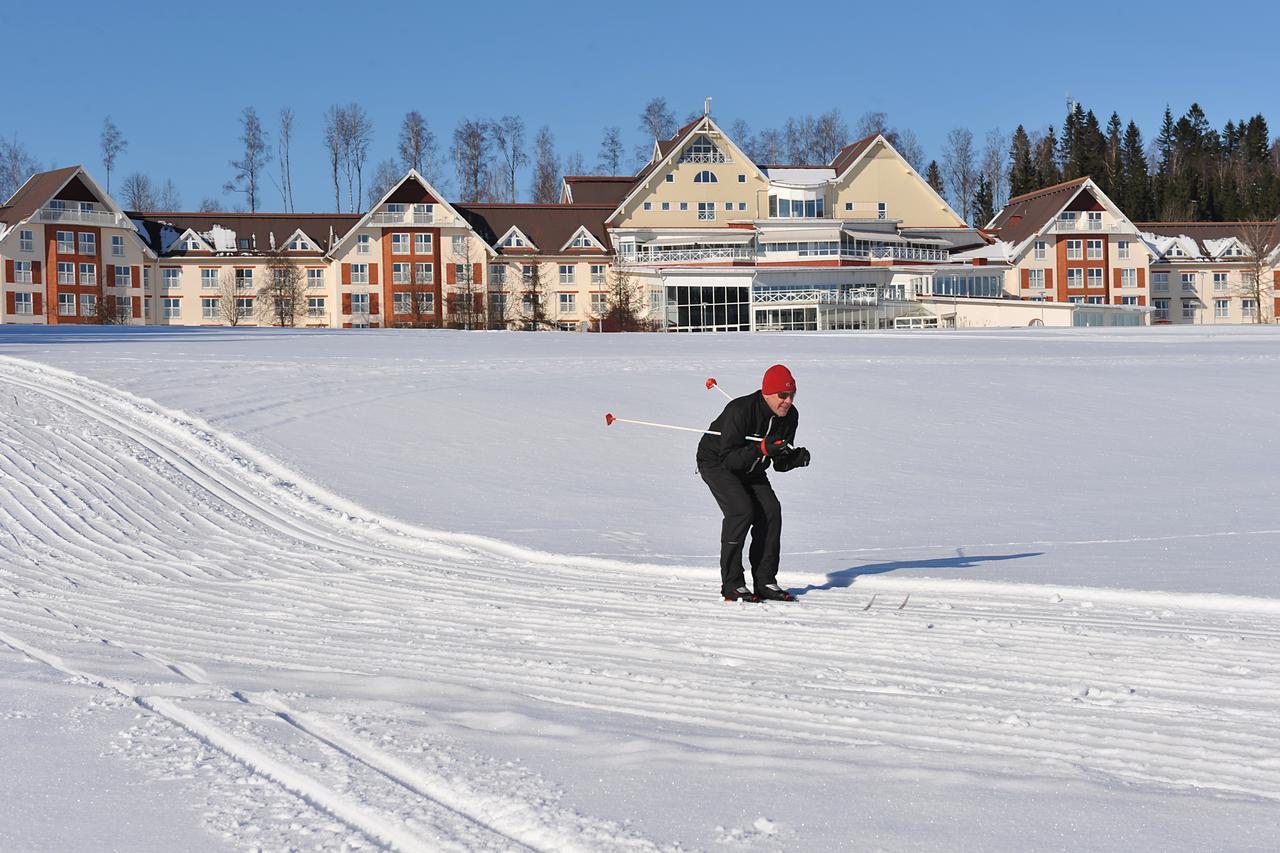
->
[696, 364, 810, 602]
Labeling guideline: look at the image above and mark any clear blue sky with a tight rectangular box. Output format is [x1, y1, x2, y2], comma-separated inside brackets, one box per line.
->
[3, 0, 1277, 212]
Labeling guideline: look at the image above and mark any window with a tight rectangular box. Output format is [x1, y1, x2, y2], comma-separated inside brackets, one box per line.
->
[665, 174, 674, 182]
[488, 292, 504, 316]
[1087, 239, 1103, 260]
[182, 235, 203, 251]
[238, 238, 250, 250]
[643, 202, 652, 211]
[1215, 299, 1229, 318]
[350, 263, 369, 285]
[679, 202, 688, 211]
[558, 322, 578, 332]
[877, 202, 887, 220]
[570, 231, 595, 248]
[1153, 298, 1169, 320]
[693, 170, 717, 183]
[1181, 272, 1197, 291]
[1121, 268, 1137, 288]
[1213, 272, 1228, 292]
[414, 262, 433, 284]
[385, 203, 405, 217]
[1058, 211, 1077, 222]
[845, 202, 853, 211]
[661, 202, 670, 211]
[79, 201, 94, 214]
[415, 233, 432, 254]
[590, 264, 606, 285]
[394, 293, 412, 314]
[1086, 296, 1103, 304]
[559, 264, 575, 285]
[143, 267, 150, 287]
[1120, 296, 1139, 306]
[13, 292, 32, 315]
[235, 268, 254, 290]
[738, 174, 746, 183]
[725, 202, 733, 211]
[522, 265, 535, 284]
[19, 230, 33, 252]
[392, 262, 410, 284]
[452, 235, 465, 256]
[160, 297, 180, 319]
[1243, 299, 1257, 318]
[58, 262, 75, 284]
[1068, 296, 1084, 304]
[201, 269, 219, 290]
[739, 202, 747, 211]
[351, 292, 369, 315]
[59, 293, 75, 315]
[115, 297, 132, 322]
[80, 294, 97, 316]
[1087, 211, 1103, 230]
[13, 260, 32, 283]
[1034, 241, 1046, 260]
[287, 235, 312, 251]
[488, 264, 506, 285]
[1087, 268, 1103, 288]
[698, 202, 715, 221]
[307, 269, 325, 289]
[1027, 269, 1044, 288]
[144, 296, 151, 317]
[650, 290, 662, 313]
[115, 265, 131, 286]
[1067, 269, 1083, 289]
[79, 232, 96, 255]
[202, 298, 219, 320]
[307, 297, 326, 318]
[79, 263, 97, 285]
[590, 292, 608, 314]
[391, 233, 410, 255]
[1181, 299, 1198, 319]
[1153, 272, 1169, 292]
[453, 263, 467, 282]
[413, 204, 433, 223]
[416, 292, 434, 313]
[57, 231, 74, 253]
[559, 292, 577, 313]
[111, 235, 125, 257]
[356, 234, 370, 255]
[1117, 240, 1130, 260]
[235, 297, 254, 319]
[1066, 240, 1082, 260]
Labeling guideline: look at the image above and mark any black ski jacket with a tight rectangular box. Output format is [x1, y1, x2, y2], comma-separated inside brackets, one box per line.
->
[696, 391, 798, 478]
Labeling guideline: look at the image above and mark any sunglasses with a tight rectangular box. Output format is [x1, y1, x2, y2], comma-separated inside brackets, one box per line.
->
[776, 392, 794, 400]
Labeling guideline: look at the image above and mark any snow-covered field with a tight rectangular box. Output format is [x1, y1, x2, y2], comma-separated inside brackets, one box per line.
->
[1, 325, 1278, 851]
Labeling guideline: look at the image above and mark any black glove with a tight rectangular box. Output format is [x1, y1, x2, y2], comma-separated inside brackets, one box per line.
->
[760, 437, 788, 458]
[772, 447, 810, 472]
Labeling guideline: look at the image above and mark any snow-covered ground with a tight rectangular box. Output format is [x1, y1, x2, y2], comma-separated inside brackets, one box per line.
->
[1, 325, 1278, 850]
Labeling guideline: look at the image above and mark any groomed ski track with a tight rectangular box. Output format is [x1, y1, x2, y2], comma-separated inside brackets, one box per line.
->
[2, 354, 1279, 850]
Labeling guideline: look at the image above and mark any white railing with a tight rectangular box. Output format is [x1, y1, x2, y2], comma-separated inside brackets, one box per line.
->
[37, 207, 119, 226]
[620, 247, 753, 265]
[678, 152, 729, 164]
[755, 287, 881, 306]
[870, 246, 949, 262]
[1049, 220, 1121, 234]
[373, 209, 441, 225]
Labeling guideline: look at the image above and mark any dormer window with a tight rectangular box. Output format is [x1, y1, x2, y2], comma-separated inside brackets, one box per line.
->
[693, 170, 717, 183]
[238, 238, 250, 250]
[182, 236, 203, 251]
[501, 232, 526, 248]
[570, 231, 595, 248]
[679, 136, 727, 164]
[288, 236, 312, 251]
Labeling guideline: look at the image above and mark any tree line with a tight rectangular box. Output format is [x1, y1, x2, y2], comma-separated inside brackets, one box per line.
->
[3, 99, 1278, 223]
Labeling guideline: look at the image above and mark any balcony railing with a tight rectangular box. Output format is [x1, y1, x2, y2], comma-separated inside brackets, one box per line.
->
[371, 208, 441, 225]
[1049, 220, 1121, 233]
[620, 246, 753, 265]
[37, 207, 119, 226]
[755, 287, 881, 306]
[677, 152, 729, 164]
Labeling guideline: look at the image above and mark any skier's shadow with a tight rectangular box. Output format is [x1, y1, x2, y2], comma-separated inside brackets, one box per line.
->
[792, 551, 1043, 596]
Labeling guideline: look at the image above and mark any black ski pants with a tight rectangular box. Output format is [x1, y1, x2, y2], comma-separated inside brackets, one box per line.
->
[699, 467, 782, 595]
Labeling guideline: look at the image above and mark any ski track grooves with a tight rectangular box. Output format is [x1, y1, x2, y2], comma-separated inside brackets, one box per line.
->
[3, 355, 1280, 848]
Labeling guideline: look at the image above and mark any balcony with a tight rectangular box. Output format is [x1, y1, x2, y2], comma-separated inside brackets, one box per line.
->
[620, 246, 754, 265]
[677, 152, 729, 164]
[1049, 219, 1121, 234]
[37, 206, 119, 226]
[370, 208, 441, 225]
[755, 287, 881, 306]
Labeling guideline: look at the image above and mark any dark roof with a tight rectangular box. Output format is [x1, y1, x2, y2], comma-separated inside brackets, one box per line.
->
[988, 177, 1091, 245]
[830, 133, 880, 175]
[632, 116, 711, 187]
[129, 212, 360, 256]
[0, 165, 81, 226]
[455, 204, 614, 255]
[562, 176, 635, 206]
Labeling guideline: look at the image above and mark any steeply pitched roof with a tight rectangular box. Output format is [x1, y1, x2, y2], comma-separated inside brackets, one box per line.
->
[1136, 221, 1280, 258]
[829, 133, 879, 175]
[987, 177, 1091, 245]
[129, 212, 360, 256]
[562, 176, 635, 206]
[456, 204, 614, 255]
[0, 166, 83, 226]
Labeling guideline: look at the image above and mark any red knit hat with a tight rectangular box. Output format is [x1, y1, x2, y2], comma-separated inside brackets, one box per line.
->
[761, 364, 796, 396]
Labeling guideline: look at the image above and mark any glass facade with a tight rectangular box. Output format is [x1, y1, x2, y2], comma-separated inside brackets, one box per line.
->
[664, 285, 751, 332]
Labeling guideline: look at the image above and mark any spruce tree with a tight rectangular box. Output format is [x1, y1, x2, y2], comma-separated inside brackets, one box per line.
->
[972, 174, 995, 226]
[925, 160, 945, 195]
[1008, 125, 1034, 198]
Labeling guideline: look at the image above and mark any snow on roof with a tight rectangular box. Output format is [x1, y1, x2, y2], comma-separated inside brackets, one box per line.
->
[1139, 230, 1202, 260]
[206, 224, 238, 252]
[950, 240, 1014, 263]
[158, 223, 184, 253]
[764, 167, 835, 185]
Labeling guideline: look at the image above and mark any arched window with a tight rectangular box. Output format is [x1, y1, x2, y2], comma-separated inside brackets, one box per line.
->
[693, 170, 718, 183]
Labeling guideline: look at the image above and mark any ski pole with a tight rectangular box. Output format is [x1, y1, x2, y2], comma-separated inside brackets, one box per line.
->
[705, 377, 733, 400]
[604, 413, 763, 442]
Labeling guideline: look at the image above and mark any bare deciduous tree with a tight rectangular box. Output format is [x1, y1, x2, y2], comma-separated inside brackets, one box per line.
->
[564, 150, 586, 179]
[258, 246, 307, 327]
[0, 135, 40, 201]
[323, 105, 343, 211]
[529, 126, 560, 204]
[277, 107, 295, 213]
[198, 197, 222, 213]
[490, 115, 527, 203]
[218, 269, 251, 326]
[100, 116, 126, 193]
[941, 127, 978, 222]
[598, 126, 623, 175]
[1235, 221, 1280, 323]
[452, 119, 492, 203]
[343, 105, 373, 212]
[120, 172, 158, 210]
[447, 240, 484, 330]
[156, 178, 181, 210]
[367, 159, 402, 207]
[224, 106, 271, 212]
[636, 97, 676, 164]
[982, 128, 1010, 212]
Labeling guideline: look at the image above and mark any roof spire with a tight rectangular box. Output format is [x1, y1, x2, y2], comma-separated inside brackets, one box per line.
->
[704, 96, 711, 117]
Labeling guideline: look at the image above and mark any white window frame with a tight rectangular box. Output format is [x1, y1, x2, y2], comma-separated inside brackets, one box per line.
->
[1067, 268, 1083, 289]
[1117, 240, 1130, 260]
[1214, 299, 1229, 318]
[356, 234, 371, 255]
[79, 232, 96, 255]
[414, 262, 434, 284]
[13, 292, 32, 315]
[1066, 240, 1082, 260]
[115, 265, 131, 286]
[78, 263, 97, 285]
[1120, 296, 1139, 306]
[590, 264, 606, 285]
[13, 260, 32, 283]
[1153, 272, 1169, 292]
[307, 268, 325, 289]
[201, 268, 219, 290]
[590, 292, 608, 314]
[392, 262, 411, 284]
[1242, 299, 1257, 318]
[350, 292, 370, 315]
[58, 262, 75, 285]
[307, 297, 326, 318]
[1212, 272, 1229, 292]
[452, 235, 466, 256]
[19, 230, 33, 253]
[559, 292, 577, 313]
[235, 297, 254, 319]
[201, 297, 219, 320]
[80, 294, 97, 316]
[1034, 241, 1046, 260]
[393, 292, 413, 314]
[161, 297, 181, 319]
[415, 233, 433, 254]
[417, 292, 434, 313]
[559, 264, 575, 285]
[57, 231, 74, 253]
[697, 202, 716, 221]
[1087, 267, 1103, 288]
[1086, 211, 1103, 230]
[391, 233, 411, 255]
[488, 264, 507, 285]
[1181, 272, 1197, 291]
[58, 293, 76, 315]
[1027, 269, 1044, 288]
[350, 263, 369, 285]
[1121, 268, 1137, 288]
[1086, 239, 1103, 260]
[111, 235, 125, 257]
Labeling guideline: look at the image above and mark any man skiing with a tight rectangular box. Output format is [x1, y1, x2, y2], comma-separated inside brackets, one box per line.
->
[696, 364, 810, 603]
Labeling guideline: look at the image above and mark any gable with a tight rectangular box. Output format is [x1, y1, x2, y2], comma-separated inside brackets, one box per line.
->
[832, 141, 965, 228]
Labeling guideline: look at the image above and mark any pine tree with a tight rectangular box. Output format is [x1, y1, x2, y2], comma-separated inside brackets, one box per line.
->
[1102, 112, 1123, 195]
[971, 174, 995, 226]
[1034, 126, 1061, 189]
[1120, 121, 1150, 220]
[925, 160, 945, 195]
[1008, 125, 1034, 198]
